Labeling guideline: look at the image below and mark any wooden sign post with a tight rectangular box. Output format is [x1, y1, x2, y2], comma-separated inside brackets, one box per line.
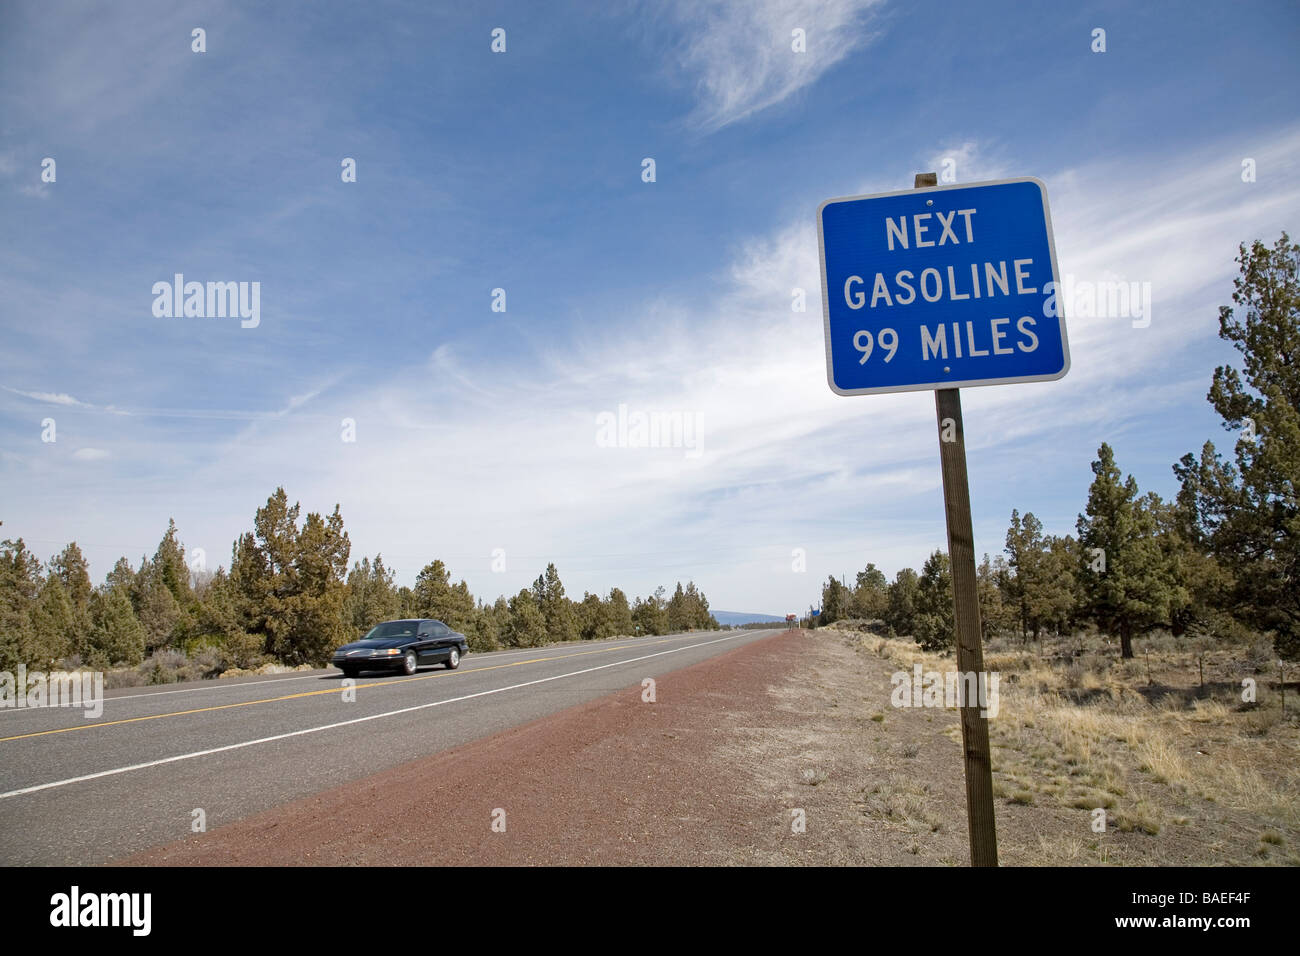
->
[916, 170, 999, 867]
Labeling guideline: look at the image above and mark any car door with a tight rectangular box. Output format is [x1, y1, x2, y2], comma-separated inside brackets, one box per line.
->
[430, 621, 452, 662]
[415, 621, 436, 663]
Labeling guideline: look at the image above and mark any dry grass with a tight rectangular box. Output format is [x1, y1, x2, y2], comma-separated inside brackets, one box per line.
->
[828, 623, 1300, 865]
[857, 780, 946, 834]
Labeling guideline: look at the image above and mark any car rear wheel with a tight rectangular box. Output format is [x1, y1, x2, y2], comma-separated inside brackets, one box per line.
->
[446, 648, 460, 670]
[402, 651, 418, 675]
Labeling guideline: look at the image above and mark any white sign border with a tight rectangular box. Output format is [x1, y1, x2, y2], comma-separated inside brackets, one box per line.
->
[817, 176, 1070, 396]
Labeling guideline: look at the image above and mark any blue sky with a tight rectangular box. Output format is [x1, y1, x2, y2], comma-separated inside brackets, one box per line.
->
[2, 0, 1297, 616]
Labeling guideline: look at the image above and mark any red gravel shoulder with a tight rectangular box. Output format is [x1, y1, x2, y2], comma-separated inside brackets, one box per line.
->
[121, 629, 810, 866]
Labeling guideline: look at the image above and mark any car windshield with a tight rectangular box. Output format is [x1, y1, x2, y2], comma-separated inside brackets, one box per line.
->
[362, 621, 420, 640]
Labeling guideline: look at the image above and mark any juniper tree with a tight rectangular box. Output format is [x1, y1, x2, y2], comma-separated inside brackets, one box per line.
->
[1176, 234, 1300, 659]
[50, 542, 92, 630]
[152, 519, 194, 608]
[666, 581, 690, 631]
[1034, 536, 1081, 638]
[1004, 512, 1081, 641]
[473, 596, 510, 652]
[105, 556, 137, 596]
[193, 569, 261, 668]
[976, 553, 1013, 641]
[395, 585, 418, 619]
[506, 588, 547, 647]
[30, 574, 76, 665]
[412, 559, 475, 632]
[1004, 509, 1044, 640]
[606, 587, 634, 636]
[851, 563, 889, 619]
[819, 576, 849, 625]
[0, 538, 42, 670]
[912, 550, 955, 652]
[577, 592, 611, 641]
[344, 554, 400, 632]
[135, 564, 182, 654]
[884, 567, 919, 638]
[1077, 445, 1182, 658]
[632, 594, 666, 635]
[85, 588, 146, 667]
[229, 488, 351, 666]
[534, 563, 578, 642]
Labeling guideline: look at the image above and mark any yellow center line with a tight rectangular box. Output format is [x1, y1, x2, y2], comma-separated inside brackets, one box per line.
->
[0, 638, 679, 744]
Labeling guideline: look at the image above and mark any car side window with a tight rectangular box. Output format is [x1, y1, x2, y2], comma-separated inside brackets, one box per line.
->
[434, 623, 449, 636]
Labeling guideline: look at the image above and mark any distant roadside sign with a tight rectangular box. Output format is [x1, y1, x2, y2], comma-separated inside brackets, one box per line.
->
[817, 178, 1069, 395]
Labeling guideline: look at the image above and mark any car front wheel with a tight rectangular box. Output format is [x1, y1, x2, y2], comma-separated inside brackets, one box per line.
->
[446, 648, 460, 670]
[402, 651, 418, 675]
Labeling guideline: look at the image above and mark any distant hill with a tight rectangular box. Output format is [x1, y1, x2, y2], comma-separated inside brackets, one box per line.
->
[713, 610, 787, 627]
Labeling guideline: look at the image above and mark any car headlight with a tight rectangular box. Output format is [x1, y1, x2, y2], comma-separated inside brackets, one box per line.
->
[371, 648, 401, 656]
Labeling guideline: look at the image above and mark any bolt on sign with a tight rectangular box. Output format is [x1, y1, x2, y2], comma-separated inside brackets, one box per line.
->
[818, 178, 1068, 395]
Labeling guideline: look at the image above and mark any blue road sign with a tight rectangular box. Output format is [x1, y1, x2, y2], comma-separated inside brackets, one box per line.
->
[818, 178, 1068, 395]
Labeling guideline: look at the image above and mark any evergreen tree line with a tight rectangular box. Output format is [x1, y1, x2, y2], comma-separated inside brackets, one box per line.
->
[0, 487, 720, 672]
[814, 233, 1299, 663]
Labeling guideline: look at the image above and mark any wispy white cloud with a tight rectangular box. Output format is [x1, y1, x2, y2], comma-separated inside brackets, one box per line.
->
[2, 381, 344, 422]
[3, 387, 96, 408]
[668, 0, 884, 132]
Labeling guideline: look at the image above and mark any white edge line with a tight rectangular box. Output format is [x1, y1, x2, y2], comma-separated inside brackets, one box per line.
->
[0, 633, 748, 800]
[0, 630, 723, 709]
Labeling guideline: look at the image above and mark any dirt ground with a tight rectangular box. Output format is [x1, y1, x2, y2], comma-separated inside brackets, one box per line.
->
[120, 627, 1298, 866]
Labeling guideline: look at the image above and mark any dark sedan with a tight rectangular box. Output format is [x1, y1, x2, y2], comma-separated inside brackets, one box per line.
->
[332, 619, 468, 678]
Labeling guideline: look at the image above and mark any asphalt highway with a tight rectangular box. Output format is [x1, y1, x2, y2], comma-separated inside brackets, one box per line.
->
[0, 628, 784, 864]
